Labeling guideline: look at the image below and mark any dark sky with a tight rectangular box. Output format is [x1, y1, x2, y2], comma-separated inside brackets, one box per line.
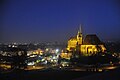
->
[1, 0, 120, 43]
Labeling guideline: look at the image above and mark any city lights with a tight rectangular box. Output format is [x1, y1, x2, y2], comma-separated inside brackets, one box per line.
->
[0, 0, 120, 79]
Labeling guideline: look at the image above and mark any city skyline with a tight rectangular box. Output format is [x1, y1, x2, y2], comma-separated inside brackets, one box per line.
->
[1, 0, 120, 43]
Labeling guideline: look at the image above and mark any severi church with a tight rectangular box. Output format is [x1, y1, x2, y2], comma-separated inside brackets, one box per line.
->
[66, 25, 106, 56]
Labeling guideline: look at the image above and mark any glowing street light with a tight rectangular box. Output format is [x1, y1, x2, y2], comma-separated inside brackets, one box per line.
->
[55, 49, 59, 53]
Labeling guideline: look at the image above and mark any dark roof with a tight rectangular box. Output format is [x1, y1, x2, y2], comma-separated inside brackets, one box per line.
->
[83, 34, 102, 45]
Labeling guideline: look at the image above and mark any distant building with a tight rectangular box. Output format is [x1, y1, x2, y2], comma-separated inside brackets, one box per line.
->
[67, 25, 106, 56]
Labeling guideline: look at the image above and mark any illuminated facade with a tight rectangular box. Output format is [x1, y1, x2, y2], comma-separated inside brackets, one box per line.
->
[67, 25, 83, 52]
[27, 48, 44, 57]
[67, 25, 106, 56]
[60, 52, 72, 59]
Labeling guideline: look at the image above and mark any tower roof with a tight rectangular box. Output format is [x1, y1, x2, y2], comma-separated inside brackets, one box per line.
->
[77, 24, 82, 34]
[79, 24, 82, 33]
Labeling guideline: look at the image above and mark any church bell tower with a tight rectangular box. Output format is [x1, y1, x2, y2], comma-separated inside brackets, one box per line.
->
[77, 24, 83, 45]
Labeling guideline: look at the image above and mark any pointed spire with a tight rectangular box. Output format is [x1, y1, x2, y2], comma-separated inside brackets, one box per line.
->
[79, 24, 82, 33]
[77, 24, 82, 35]
[77, 24, 83, 44]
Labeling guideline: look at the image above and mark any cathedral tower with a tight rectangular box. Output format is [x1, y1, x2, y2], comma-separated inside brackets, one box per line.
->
[77, 24, 83, 45]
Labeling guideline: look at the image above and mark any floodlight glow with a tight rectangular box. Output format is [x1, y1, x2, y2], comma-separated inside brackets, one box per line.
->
[56, 49, 59, 53]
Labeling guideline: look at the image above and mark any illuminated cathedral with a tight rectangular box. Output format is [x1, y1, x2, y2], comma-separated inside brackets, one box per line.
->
[66, 25, 106, 56]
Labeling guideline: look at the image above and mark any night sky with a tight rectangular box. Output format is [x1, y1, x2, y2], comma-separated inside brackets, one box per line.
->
[1, 0, 120, 43]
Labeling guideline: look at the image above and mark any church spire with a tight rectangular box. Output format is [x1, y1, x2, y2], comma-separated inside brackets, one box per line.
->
[77, 24, 82, 36]
[77, 24, 82, 35]
[77, 24, 83, 44]
[79, 24, 82, 34]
